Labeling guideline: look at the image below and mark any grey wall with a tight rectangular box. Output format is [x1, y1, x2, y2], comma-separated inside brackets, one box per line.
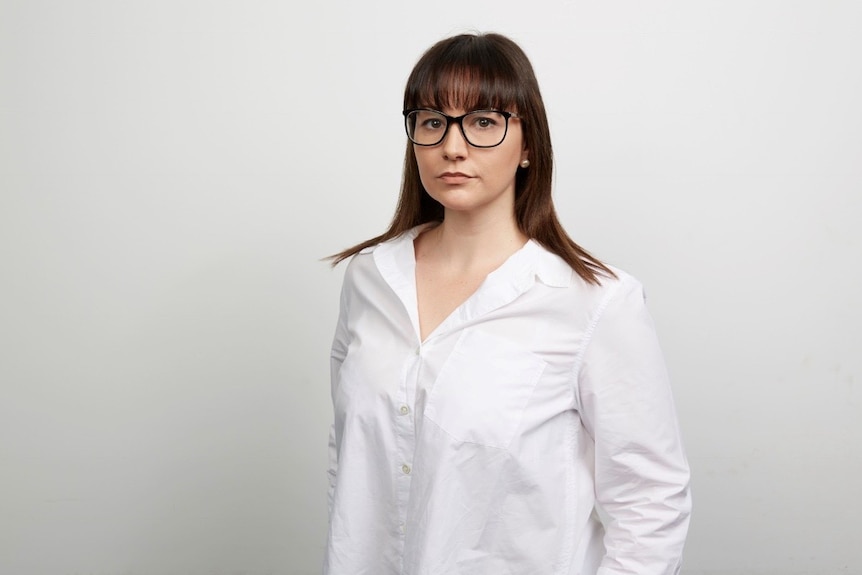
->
[1, 1, 860, 574]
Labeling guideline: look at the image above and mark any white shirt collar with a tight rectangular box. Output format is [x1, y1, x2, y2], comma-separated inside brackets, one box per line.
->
[362, 224, 574, 289]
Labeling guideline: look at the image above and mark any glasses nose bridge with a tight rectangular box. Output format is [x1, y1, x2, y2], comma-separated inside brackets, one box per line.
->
[442, 113, 470, 146]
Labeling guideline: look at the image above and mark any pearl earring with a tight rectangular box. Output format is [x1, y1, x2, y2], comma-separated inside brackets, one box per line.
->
[519, 159, 530, 168]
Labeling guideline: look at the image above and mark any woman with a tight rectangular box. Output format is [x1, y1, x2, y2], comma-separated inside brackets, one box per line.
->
[325, 32, 691, 575]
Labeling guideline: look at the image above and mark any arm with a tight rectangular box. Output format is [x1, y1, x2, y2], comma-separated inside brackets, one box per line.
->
[327, 280, 350, 517]
[578, 277, 692, 575]
[327, 423, 338, 517]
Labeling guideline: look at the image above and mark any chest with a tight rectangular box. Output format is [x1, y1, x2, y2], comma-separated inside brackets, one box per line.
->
[414, 260, 496, 342]
[336, 308, 579, 450]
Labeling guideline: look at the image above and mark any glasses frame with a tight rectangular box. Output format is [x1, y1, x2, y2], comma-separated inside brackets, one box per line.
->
[402, 108, 522, 148]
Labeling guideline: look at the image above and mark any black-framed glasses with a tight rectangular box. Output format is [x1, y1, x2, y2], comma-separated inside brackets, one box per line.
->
[403, 108, 522, 148]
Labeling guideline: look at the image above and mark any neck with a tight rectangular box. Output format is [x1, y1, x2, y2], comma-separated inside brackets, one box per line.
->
[423, 209, 528, 270]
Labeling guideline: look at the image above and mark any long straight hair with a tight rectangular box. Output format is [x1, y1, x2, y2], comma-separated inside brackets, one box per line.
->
[329, 32, 614, 285]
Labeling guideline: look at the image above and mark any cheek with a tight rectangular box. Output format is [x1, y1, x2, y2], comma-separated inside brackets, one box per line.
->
[413, 152, 436, 187]
[491, 150, 521, 180]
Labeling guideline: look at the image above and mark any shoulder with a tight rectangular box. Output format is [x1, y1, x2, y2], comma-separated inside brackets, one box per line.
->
[574, 267, 647, 332]
[340, 247, 376, 291]
[535, 248, 650, 334]
[340, 224, 427, 291]
[595, 265, 644, 302]
[575, 266, 660, 348]
[530, 241, 644, 307]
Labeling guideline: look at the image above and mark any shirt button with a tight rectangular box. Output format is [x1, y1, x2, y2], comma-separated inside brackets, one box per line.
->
[399, 523, 406, 534]
[414, 346, 421, 356]
[401, 464, 411, 475]
[399, 405, 410, 415]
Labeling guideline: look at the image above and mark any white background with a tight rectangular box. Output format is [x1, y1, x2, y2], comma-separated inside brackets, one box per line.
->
[1, 1, 860, 574]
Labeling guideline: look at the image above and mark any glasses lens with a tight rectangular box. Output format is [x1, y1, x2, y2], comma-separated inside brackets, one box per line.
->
[405, 110, 510, 147]
[406, 110, 447, 145]
[461, 111, 508, 147]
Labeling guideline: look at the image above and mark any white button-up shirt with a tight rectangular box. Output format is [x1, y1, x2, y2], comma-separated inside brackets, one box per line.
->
[325, 226, 691, 575]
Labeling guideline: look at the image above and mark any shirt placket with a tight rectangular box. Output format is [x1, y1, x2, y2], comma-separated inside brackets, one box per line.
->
[372, 237, 425, 571]
[394, 340, 422, 570]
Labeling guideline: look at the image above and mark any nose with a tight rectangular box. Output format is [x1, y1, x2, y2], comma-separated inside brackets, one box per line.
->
[440, 120, 468, 160]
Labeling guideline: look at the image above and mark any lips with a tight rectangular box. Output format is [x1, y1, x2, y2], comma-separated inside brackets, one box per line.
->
[439, 172, 473, 184]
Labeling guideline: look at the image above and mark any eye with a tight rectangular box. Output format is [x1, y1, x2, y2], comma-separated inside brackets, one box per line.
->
[412, 111, 446, 132]
[468, 113, 500, 130]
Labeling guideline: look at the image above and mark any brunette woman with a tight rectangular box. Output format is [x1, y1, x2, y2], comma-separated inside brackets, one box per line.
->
[325, 32, 691, 575]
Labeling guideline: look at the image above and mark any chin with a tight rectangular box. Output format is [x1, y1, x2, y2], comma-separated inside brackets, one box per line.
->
[428, 193, 481, 213]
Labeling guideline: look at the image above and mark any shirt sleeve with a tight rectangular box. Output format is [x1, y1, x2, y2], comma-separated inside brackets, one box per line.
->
[327, 423, 338, 517]
[577, 276, 692, 575]
[328, 277, 350, 518]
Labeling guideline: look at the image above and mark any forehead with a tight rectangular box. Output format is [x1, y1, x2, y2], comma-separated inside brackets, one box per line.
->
[408, 66, 519, 112]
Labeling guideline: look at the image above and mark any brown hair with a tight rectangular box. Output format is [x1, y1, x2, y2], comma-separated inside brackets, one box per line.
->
[329, 32, 614, 285]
